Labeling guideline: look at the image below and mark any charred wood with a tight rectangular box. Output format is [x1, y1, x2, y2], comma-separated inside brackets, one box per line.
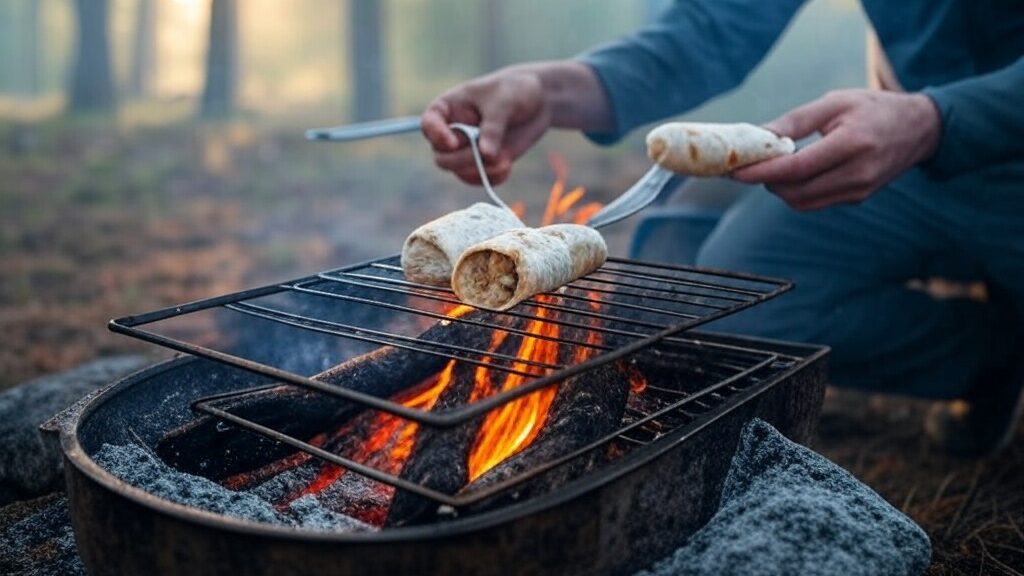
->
[459, 361, 629, 514]
[156, 315, 494, 479]
[383, 362, 484, 527]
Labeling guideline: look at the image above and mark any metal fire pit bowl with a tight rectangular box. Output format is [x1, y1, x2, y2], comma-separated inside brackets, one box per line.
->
[42, 332, 826, 576]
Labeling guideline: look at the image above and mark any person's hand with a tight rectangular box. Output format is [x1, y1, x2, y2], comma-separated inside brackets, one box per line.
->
[733, 89, 941, 211]
[421, 67, 553, 186]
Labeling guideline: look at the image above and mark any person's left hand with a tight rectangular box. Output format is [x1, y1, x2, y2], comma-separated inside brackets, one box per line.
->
[732, 89, 941, 211]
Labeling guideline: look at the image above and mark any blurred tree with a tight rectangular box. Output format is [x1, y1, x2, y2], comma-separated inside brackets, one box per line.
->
[480, 0, 504, 73]
[127, 0, 155, 99]
[348, 0, 388, 121]
[69, 0, 117, 113]
[200, 0, 237, 119]
[24, 0, 41, 96]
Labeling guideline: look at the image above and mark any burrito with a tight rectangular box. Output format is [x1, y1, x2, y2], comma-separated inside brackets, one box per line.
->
[452, 224, 607, 311]
[402, 202, 524, 286]
[646, 122, 795, 176]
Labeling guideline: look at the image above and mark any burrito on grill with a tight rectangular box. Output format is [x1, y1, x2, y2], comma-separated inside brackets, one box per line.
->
[452, 224, 607, 311]
[402, 202, 524, 286]
[646, 122, 795, 176]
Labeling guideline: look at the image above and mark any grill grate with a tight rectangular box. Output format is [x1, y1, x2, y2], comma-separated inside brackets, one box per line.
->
[111, 255, 790, 425]
[109, 254, 793, 509]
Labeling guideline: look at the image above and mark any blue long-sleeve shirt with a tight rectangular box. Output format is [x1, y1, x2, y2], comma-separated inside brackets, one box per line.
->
[579, 0, 1023, 179]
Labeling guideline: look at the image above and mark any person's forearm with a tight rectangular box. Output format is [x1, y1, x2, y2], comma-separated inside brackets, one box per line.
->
[576, 0, 806, 145]
[922, 56, 1024, 179]
[506, 60, 615, 134]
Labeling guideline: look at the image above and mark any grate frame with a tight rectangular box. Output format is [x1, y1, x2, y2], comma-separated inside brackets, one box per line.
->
[109, 254, 791, 428]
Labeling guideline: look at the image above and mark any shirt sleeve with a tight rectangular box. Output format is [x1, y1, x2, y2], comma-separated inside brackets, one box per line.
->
[577, 0, 807, 145]
[921, 56, 1024, 179]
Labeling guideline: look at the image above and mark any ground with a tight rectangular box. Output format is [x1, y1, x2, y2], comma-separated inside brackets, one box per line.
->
[1, 121, 1021, 574]
[814, 390, 1024, 575]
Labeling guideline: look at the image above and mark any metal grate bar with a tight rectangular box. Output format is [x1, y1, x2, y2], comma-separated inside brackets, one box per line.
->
[292, 279, 695, 347]
[191, 348, 781, 508]
[298, 272, 790, 355]
[316, 270, 710, 322]
[226, 302, 563, 373]
[602, 256, 781, 292]
[289, 280, 623, 347]
[367, 262, 743, 308]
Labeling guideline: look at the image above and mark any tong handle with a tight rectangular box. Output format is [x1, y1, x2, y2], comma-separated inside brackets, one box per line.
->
[305, 116, 422, 141]
[447, 123, 509, 211]
[305, 118, 510, 212]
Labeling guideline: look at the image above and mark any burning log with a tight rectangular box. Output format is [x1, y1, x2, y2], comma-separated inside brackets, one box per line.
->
[156, 313, 495, 479]
[387, 311, 631, 526]
[459, 361, 630, 514]
[385, 307, 570, 527]
[383, 361, 485, 527]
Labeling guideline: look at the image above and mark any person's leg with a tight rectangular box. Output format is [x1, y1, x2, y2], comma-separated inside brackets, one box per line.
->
[695, 173, 993, 399]
[630, 178, 753, 265]
[925, 165, 1024, 454]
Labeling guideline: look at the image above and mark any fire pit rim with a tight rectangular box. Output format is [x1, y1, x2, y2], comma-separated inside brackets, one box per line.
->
[43, 336, 828, 544]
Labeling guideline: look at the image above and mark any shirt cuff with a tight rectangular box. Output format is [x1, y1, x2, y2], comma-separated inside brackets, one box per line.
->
[919, 87, 964, 180]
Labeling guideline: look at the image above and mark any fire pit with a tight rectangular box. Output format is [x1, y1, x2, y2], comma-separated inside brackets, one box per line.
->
[43, 255, 827, 575]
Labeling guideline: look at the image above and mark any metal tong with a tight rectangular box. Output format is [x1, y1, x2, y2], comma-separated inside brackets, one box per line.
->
[306, 116, 683, 229]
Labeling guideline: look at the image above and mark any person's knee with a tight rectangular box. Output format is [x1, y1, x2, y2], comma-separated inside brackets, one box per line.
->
[694, 191, 784, 276]
[694, 210, 831, 343]
[694, 227, 753, 273]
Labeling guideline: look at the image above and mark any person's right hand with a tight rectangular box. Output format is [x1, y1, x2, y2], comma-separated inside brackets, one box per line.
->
[421, 67, 553, 186]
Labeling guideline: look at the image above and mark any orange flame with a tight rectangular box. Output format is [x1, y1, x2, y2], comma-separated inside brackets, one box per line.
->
[463, 155, 600, 481]
[266, 155, 622, 510]
[276, 359, 459, 509]
[467, 300, 562, 481]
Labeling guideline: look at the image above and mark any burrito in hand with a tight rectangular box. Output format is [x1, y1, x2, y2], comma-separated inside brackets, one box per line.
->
[646, 122, 795, 176]
[402, 202, 524, 286]
[452, 224, 607, 311]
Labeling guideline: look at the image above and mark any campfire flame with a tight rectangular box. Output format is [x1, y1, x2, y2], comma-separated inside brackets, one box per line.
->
[232, 155, 649, 523]
[465, 153, 603, 480]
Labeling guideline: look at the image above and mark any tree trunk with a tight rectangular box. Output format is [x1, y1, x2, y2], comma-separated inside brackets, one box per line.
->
[347, 0, 388, 121]
[128, 0, 156, 99]
[21, 0, 41, 97]
[200, 0, 237, 119]
[69, 0, 116, 113]
[480, 0, 503, 73]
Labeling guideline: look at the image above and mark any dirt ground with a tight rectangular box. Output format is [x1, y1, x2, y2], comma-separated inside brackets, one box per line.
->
[816, 390, 1024, 575]
[1, 121, 1021, 574]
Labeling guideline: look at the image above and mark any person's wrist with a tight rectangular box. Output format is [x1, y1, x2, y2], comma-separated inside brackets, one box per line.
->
[908, 92, 942, 164]
[527, 60, 612, 132]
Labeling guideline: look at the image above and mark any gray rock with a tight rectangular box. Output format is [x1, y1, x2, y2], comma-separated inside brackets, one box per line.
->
[0, 494, 85, 575]
[0, 356, 150, 504]
[636, 419, 931, 576]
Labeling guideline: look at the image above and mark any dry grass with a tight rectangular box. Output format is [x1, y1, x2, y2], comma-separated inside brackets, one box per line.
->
[815, 389, 1024, 575]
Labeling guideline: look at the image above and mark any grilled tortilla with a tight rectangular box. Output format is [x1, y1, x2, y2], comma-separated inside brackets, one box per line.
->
[646, 122, 795, 176]
[402, 202, 524, 286]
[452, 224, 607, 311]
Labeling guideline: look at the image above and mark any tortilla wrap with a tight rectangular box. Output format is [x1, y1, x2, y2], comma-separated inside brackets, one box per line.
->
[402, 202, 524, 286]
[646, 122, 795, 176]
[452, 224, 607, 311]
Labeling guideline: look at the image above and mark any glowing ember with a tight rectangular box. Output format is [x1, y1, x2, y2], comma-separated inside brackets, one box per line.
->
[276, 360, 458, 510]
